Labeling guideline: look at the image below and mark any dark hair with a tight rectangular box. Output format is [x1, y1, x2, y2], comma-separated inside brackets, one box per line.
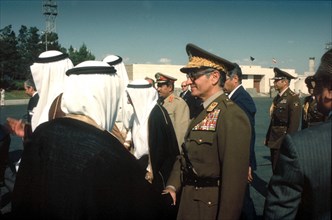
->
[228, 63, 243, 84]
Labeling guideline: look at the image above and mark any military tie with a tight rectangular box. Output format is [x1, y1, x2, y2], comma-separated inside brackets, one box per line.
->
[198, 104, 204, 114]
[275, 94, 281, 103]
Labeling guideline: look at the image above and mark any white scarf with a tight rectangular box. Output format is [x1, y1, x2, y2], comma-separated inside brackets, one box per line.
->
[103, 55, 133, 131]
[126, 79, 158, 159]
[30, 50, 73, 131]
[61, 61, 120, 132]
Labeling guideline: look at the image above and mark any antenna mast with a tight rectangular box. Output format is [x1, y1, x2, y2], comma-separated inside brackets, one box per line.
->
[42, 0, 58, 50]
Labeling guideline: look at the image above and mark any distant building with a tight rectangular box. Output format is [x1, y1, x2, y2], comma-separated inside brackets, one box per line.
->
[294, 57, 316, 96]
[125, 64, 299, 96]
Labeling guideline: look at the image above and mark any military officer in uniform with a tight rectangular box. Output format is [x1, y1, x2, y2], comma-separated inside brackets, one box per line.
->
[265, 67, 301, 173]
[163, 43, 251, 220]
[301, 75, 326, 129]
[155, 73, 190, 151]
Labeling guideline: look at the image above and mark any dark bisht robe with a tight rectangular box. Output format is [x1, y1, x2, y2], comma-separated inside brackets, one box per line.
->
[148, 104, 180, 192]
[148, 104, 180, 220]
[11, 117, 162, 220]
[0, 124, 11, 184]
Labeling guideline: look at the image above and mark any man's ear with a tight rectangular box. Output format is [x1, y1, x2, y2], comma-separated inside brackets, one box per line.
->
[211, 70, 221, 85]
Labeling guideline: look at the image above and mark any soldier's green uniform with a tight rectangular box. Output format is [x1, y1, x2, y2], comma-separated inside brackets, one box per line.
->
[166, 43, 251, 220]
[265, 68, 301, 172]
[301, 76, 326, 129]
[302, 95, 325, 129]
[167, 92, 250, 220]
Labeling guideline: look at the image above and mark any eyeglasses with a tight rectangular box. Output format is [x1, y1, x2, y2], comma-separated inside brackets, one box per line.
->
[186, 69, 213, 82]
[181, 85, 187, 88]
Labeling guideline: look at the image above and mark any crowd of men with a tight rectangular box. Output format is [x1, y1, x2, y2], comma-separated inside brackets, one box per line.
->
[0, 43, 331, 220]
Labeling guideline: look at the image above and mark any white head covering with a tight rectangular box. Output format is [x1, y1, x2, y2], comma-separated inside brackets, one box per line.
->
[30, 50, 73, 131]
[103, 55, 133, 131]
[61, 60, 120, 132]
[126, 79, 158, 159]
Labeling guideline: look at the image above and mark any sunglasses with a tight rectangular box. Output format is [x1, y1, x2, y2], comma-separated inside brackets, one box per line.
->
[186, 69, 214, 82]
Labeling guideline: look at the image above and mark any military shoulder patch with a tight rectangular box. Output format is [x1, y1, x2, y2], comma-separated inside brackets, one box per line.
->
[207, 102, 218, 112]
[289, 90, 298, 96]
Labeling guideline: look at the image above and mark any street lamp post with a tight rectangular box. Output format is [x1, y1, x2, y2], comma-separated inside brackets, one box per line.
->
[41, 31, 48, 51]
[45, 31, 48, 51]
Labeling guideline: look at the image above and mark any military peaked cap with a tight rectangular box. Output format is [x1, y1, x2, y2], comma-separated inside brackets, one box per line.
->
[273, 67, 297, 80]
[155, 72, 177, 83]
[180, 43, 236, 74]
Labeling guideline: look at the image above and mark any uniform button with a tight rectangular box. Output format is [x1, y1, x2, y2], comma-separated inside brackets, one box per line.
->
[199, 139, 202, 142]
[208, 202, 212, 205]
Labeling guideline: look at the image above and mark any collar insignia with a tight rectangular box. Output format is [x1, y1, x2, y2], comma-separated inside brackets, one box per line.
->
[207, 102, 218, 112]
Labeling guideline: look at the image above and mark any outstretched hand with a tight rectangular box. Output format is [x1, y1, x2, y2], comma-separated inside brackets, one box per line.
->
[6, 117, 25, 138]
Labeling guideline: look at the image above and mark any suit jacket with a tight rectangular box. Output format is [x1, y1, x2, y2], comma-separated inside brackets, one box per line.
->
[27, 93, 39, 123]
[167, 93, 251, 220]
[180, 90, 191, 101]
[181, 90, 203, 119]
[265, 88, 301, 149]
[229, 85, 257, 170]
[264, 118, 331, 220]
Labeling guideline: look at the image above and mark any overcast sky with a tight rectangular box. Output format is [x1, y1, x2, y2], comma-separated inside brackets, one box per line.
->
[1, 0, 331, 74]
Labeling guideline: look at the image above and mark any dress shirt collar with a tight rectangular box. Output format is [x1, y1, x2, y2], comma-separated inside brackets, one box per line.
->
[228, 84, 242, 99]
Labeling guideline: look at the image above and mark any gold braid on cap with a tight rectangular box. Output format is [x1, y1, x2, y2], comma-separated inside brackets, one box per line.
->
[186, 56, 227, 72]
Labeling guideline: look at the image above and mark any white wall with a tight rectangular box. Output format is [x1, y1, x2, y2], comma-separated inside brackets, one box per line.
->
[126, 64, 299, 94]
[131, 64, 187, 88]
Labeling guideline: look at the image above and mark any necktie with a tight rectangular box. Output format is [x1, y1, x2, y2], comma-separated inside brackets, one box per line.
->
[198, 104, 204, 113]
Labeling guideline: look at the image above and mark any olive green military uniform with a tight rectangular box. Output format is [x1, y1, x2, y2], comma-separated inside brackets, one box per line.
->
[162, 93, 190, 151]
[265, 87, 301, 170]
[302, 95, 325, 129]
[167, 92, 250, 220]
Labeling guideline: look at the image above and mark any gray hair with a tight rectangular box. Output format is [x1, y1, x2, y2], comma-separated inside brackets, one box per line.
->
[24, 79, 36, 90]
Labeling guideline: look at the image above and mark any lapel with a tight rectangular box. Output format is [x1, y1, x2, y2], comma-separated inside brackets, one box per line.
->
[230, 86, 243, 102]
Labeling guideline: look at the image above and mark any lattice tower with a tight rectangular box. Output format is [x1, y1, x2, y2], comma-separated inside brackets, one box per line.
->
[43, 0, 58, 33]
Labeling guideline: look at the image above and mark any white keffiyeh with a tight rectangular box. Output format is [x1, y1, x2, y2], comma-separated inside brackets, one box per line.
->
[30, 50, 73, 131]
[61, 60, 120, 132]
[126, 79, 158, 159]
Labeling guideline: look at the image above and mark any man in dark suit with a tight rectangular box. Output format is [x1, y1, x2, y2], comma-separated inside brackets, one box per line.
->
[223, 64, 257, 220]
[265, 68, 301, 173]
[264, 49, 332, 219]
[179, 81, 202, 119]
[180, 81, 202, 119]
[24, 79, 39, 124]
[164, 43, 251, 220]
